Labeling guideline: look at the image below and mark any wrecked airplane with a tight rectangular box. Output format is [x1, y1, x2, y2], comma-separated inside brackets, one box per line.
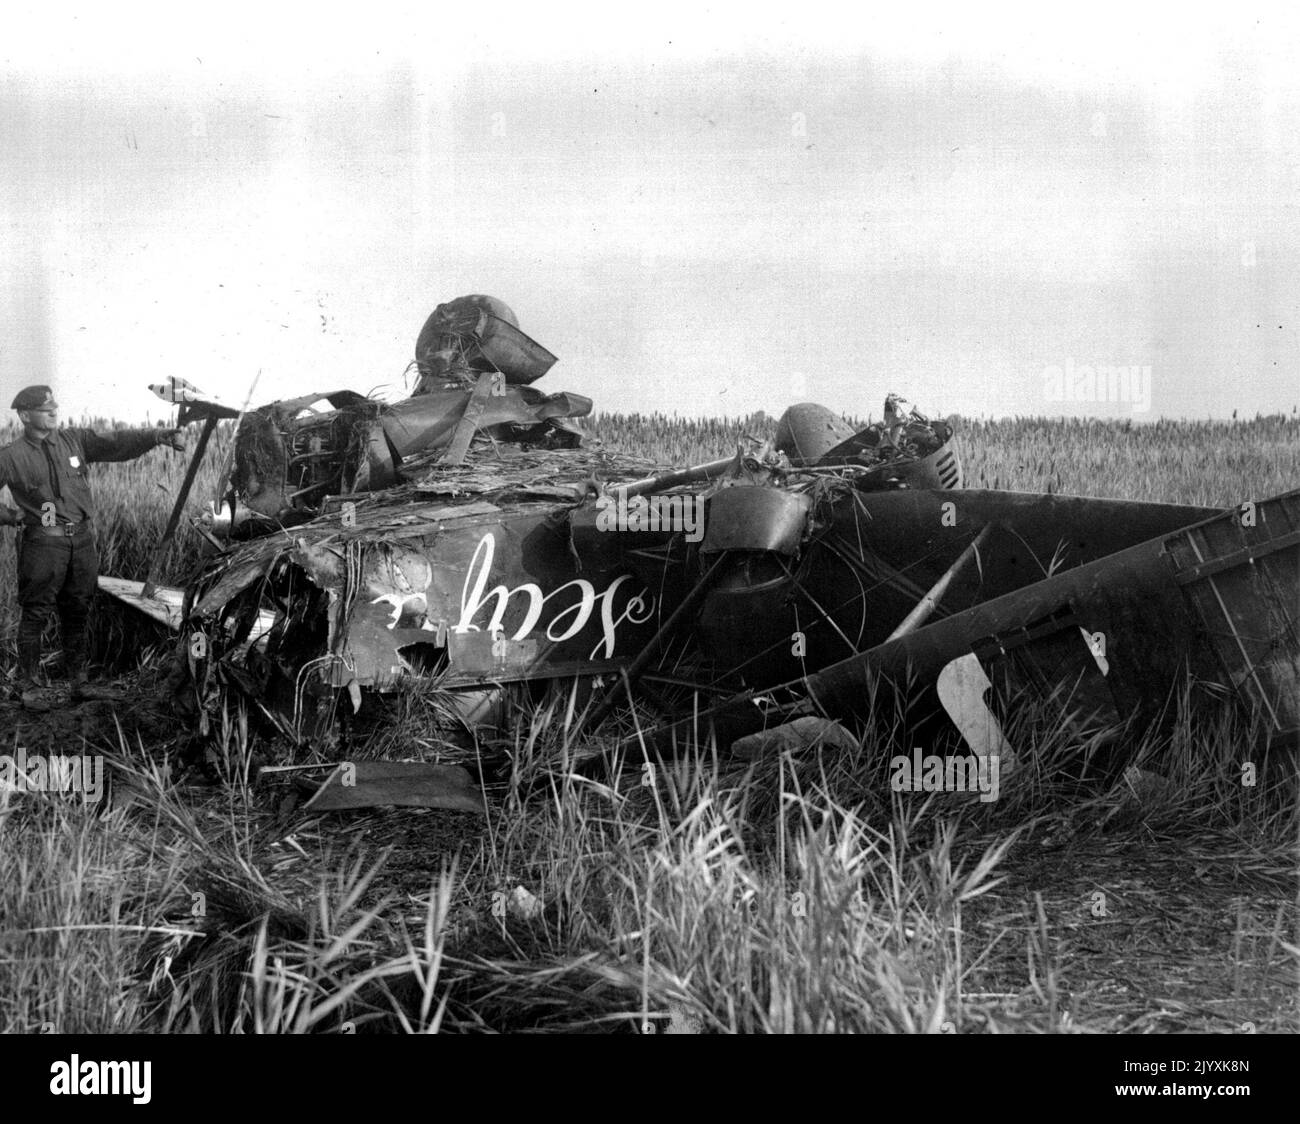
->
[103, 296, 1300, 772]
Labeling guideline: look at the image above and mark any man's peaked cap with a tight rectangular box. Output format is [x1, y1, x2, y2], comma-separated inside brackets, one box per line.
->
[11, 385, 54, 411]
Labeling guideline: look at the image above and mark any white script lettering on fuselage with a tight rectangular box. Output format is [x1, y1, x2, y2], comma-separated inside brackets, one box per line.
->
[451, 532, 655, 658]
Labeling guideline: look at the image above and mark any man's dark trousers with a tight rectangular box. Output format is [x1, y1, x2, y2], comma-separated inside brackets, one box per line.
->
[16, 524, 97, 681]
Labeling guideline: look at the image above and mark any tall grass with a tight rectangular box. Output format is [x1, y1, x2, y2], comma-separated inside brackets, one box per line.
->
[3, 684, 1292, 1034]
[586, 410, 1300, 507]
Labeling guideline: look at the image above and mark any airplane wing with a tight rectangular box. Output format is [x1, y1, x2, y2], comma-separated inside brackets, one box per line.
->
[97, 577, 185, 630]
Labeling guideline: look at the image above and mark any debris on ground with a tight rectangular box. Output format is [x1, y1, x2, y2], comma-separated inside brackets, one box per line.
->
[731, 717, 857, 761]
[302, 761, 485, 815]
[506, 885, 545, 921]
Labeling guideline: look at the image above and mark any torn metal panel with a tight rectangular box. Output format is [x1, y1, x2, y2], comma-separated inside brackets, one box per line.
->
[381, 386, 593, 461]
[1164, 492, 1300, 741]
[439, 371, 502, 465]
[701, 487, 812, 554]
[96, 577, 185, 631]
[303, 760, 484, 814]
[971, 605, 1123, 745]
[403, 384, 595, 471]
[191, 540, 283, 618]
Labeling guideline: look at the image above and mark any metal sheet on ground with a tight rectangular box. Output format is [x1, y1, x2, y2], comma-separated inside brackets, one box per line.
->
[96, 577, 185, 630]
[304, 761, 484, 814]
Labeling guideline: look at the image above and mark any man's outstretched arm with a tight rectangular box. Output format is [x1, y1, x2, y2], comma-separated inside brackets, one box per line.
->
[73, 426, 185, 462]
[0, 456, 23, 525]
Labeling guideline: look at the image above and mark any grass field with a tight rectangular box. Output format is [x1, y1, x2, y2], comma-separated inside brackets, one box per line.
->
[1, 409, 1297, 1034]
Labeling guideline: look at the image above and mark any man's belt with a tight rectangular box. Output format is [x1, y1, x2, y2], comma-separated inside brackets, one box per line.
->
[24, 518, 93, 537]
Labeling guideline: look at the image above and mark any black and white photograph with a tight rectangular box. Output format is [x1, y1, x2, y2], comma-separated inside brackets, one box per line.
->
[1, 0, 1296, 1092]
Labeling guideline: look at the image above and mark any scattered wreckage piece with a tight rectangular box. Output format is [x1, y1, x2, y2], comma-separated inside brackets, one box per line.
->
[96, 576, 185, 631]
[1163, 493, 1300, 738]
[731, 717, 857, 761]
[302, 760, 484, 815]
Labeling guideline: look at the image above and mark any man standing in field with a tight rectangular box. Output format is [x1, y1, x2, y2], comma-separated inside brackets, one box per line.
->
[0, 385, 183, 710]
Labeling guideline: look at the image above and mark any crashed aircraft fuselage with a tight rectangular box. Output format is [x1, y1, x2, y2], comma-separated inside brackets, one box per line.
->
[182, 451, 1300, 751]
[111, 296, 1299, 757]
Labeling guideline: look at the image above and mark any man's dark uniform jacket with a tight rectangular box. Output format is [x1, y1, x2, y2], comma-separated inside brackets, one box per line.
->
[1, 426, 163, 681]
[0, 427, 160, 527]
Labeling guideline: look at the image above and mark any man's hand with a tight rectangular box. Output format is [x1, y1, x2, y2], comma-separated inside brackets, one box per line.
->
[0, 506, 22, 527]
[154, 428, 186, 452]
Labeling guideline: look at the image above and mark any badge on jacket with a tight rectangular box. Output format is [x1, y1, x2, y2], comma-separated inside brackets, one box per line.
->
[69, 455, 81, 468]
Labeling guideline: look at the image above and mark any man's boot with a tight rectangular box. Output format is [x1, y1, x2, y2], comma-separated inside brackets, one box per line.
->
[14, 634, 53, 712]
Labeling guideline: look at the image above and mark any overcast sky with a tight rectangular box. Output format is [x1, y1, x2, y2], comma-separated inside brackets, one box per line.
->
[2, 2, 1298, 424]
